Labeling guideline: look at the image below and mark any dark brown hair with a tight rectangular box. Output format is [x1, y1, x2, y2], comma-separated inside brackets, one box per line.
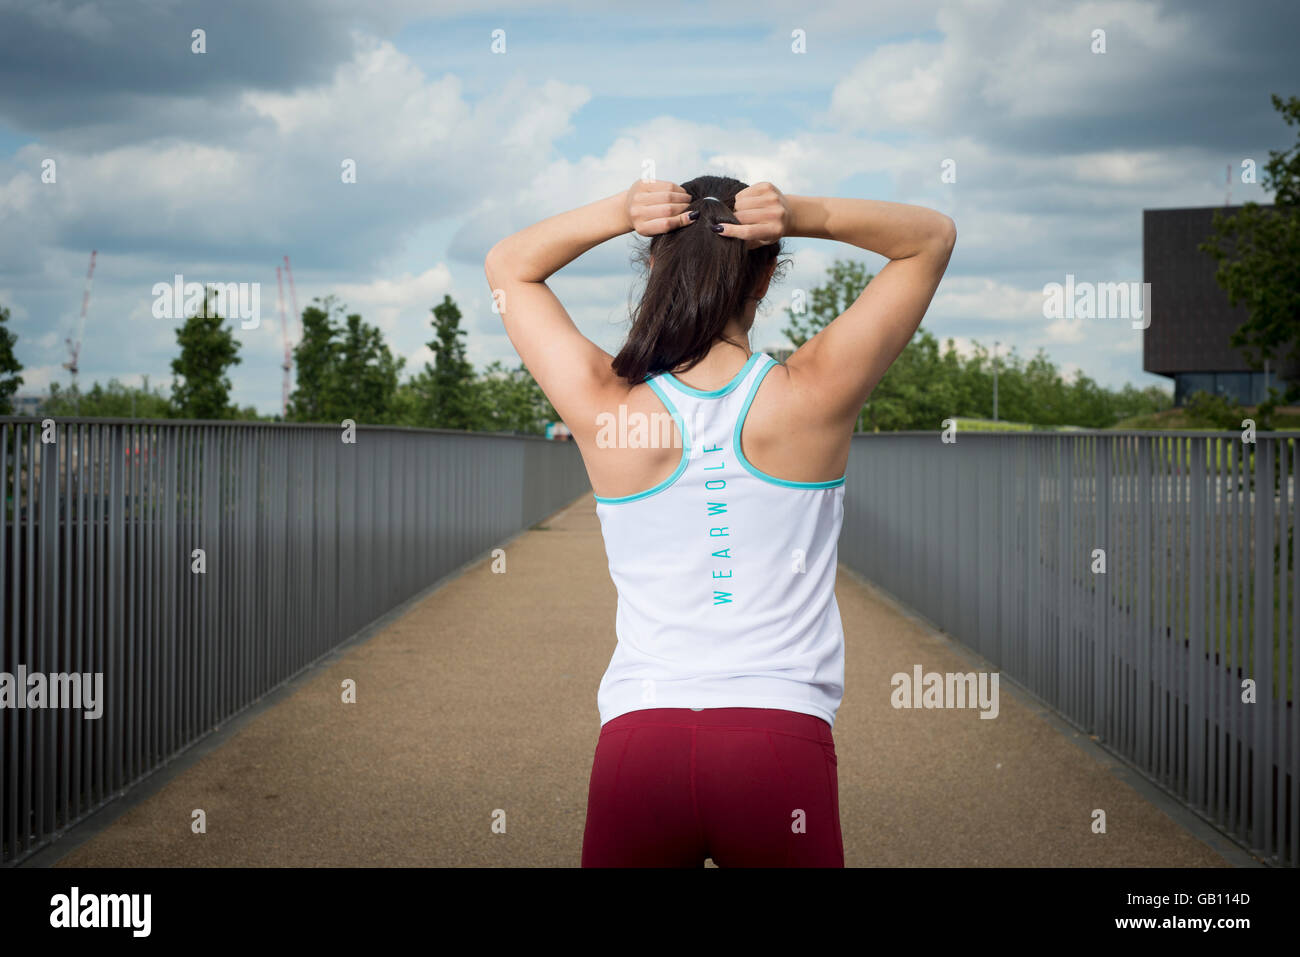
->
[611, 175, 784, 385]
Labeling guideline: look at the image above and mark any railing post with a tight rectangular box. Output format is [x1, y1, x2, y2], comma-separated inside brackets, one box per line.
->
[1253, 438, 1274, 854]
[1188, 436, 1206, 813]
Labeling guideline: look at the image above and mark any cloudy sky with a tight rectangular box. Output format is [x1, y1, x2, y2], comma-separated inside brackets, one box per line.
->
[1, 0, 1295, 414]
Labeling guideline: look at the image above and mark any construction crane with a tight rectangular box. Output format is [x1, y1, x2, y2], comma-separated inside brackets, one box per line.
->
[283, 255, 299, 333]
[64, 249, 96, 390]
[282, 255, 300, 417]
[277, 265, 290, 417]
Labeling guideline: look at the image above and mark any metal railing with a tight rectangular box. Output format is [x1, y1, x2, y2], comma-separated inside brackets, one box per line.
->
[841, 430, 1298, 865]
[0, 417, 589, 864]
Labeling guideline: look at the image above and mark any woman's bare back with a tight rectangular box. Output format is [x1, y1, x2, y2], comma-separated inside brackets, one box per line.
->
[577, 348, 852, 500]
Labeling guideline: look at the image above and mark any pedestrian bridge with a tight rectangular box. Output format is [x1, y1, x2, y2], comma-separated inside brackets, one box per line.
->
[0, 419, 1287, 866]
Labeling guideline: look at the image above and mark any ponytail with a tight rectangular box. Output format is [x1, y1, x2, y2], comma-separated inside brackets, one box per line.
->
[611, 175, 782, 385]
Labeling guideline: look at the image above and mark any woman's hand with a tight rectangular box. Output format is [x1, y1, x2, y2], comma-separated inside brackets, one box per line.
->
[624, 179, 695, 236]
[714, 181, 790, 250]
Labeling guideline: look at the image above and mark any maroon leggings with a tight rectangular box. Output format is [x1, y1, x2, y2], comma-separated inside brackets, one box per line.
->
[581, 707, 844, 867]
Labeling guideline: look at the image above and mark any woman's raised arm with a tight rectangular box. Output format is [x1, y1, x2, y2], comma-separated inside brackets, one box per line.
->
[718, 188, 956, 429]
[483, 181, 694, 432]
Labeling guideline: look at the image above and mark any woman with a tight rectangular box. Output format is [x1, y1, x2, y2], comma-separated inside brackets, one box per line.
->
[485, 175, 955, 867]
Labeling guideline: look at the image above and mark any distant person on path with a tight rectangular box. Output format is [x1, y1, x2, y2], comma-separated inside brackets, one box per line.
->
[485, 176, 955, 866]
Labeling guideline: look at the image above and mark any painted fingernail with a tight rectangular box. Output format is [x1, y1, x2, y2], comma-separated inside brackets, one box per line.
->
[711, 224, 723, 232]
[688, 210, 699, 221]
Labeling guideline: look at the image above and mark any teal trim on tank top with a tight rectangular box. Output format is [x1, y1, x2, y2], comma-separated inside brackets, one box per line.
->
[734, 356, 847, 489]
[658, 350, 763, 398]
[592, 376, 692, 505]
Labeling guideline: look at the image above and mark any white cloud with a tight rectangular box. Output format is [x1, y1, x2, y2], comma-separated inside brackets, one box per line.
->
[829, 40, 948, 132]
[3, 38, 591, 264]
[931, 277, 1046, 322]
[332, 264, 455, 337]
[942, 335, 984, 360]
[830, 0, 1195, 136]
[16, 363, 67, 392]
[2, 0, 1288, 411]
[0, 36, 596, 409]
[1044, 318, 1090, 344]
[0, 290, 28, 323]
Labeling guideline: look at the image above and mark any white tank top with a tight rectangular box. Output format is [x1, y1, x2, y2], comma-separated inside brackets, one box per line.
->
[593, 351, 846, 728]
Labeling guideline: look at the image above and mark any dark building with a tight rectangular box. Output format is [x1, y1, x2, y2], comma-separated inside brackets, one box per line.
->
[1143, 204, 1286, 406]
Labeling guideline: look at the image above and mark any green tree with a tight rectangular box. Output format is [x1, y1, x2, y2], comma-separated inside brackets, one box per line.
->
[782, 259, 874, 348]
[0, 304, 22, 414]
[1109, 382, 1174, 422]
[1062, 371, 1114, 428]
[473, 361, 557, 434]
[230, 402, 266, 421]
[412, 295, 478, 429]
[1184, 390, 1254, 429]
[288, 296, 342, 422]
[1021, 352, 1070, 425]
[43, 377, 172, 418]
[860, 330, 960, 431]
[286, 296, 404, 424]
[170, 291, 242, 419]
[779, 257, 1177, 430]
[335, 312, 405, 424]
[1200, 93, 1300, 403]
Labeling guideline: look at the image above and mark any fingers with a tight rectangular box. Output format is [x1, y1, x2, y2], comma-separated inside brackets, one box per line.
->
[634, 201, 690, 222]
[628, 179, 783, 239]
[731, 182, 777, 210]
[636, 192, 691, 208]
[637, 209, 698, 236]
[729, 206, 770, 226]
[718, 182, 785, 247]
[635, 180, 691, 205]
[712, 222, 772, 244]
[732, 202, 782, 224]
[632, 202, 694, 236]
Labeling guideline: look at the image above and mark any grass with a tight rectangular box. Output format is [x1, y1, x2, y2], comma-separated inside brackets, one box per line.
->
[1114, 405, 1300, 431]
[954, 417, 1053, 433]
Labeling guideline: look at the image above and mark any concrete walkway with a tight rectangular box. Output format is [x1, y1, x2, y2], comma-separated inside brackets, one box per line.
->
[54, 495, 1233, 867]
